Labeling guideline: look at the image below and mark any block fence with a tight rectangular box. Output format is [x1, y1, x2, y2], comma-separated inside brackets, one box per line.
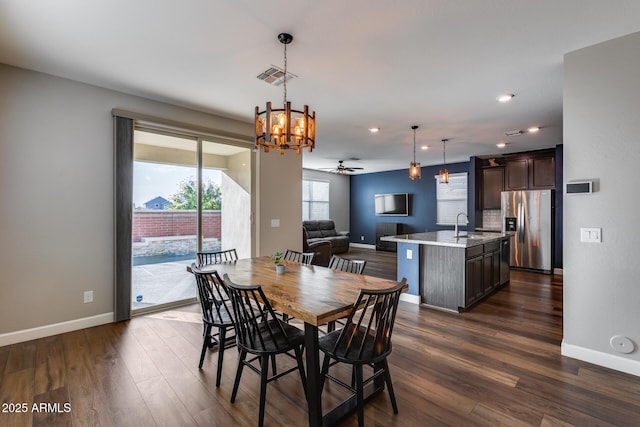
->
[132, 210, 221, 242]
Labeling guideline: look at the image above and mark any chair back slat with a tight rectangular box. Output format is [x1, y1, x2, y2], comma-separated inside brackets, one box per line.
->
[328, 255, 367, 274]
[331, 279, 406, 362]
[197, 249, 238, 266]
[238, 288, 266, 349]
[283, 249, 314, 265]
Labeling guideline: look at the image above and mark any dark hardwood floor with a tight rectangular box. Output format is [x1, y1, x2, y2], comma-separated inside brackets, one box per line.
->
[2, 248, 640, 426]
[339, 246, 398, 281]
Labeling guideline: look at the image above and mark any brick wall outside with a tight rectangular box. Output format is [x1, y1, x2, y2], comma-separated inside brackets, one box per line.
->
[132, 210, 221, 242]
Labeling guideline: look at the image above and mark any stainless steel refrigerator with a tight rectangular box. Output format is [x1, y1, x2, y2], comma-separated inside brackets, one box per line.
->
[501, 190, 554, 273]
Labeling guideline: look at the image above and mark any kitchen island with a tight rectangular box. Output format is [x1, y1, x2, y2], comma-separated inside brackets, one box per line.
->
[382, 231, 510, 311]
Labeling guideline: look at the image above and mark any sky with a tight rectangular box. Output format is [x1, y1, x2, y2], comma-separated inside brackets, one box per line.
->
[133, 161, 221, 208]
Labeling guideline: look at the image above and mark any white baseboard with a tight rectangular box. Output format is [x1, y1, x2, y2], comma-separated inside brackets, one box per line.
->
[561, 340, 640, 377]
[0, 313, 114, 347]
[400, 293, 420, 304]
[349, 243, 377, 250]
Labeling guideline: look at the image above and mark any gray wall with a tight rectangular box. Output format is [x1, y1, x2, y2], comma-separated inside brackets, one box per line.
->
[563, 31, 640, 375]
[302, 169, 350, 233]
[0, 63, 301, 342]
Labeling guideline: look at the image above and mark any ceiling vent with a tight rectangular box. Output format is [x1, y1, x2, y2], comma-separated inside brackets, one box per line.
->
[256, 65, 297, 86]
[504, 130, 524, 137]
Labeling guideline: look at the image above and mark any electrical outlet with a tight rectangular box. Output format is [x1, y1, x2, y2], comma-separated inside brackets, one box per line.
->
[360, 235, 365, 241]
[406, 249, 413, 260]
[84, 291, 93, 303]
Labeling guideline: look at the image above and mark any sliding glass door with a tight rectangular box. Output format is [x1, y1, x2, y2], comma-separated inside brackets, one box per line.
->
[130, 129, 251, 314]
[131, 131, 197, 312]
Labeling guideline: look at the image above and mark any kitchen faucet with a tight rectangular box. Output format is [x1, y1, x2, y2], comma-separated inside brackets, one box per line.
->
[455, 212, 468, 237]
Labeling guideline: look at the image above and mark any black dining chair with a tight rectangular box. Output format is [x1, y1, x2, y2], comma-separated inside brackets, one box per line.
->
[222, 274, 307, 427]
[319, 279, 406, 427]
[190, 263, 236, 387]
[328, 255, 367, 274]
[283, 249, 314, 265]
[197, 248, 238, 266]
[325, 255, 368, 332]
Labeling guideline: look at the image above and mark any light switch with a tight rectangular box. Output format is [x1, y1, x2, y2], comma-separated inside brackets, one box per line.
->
[270, 219, 280, 228]
[406, 249, 413, 260]
[580, 227, 601, 243]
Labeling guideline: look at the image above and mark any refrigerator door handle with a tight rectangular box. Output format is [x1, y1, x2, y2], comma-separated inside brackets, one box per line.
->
[518, 202, 524, 243]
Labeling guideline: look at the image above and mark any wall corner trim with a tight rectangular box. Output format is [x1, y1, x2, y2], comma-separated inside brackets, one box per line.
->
[399, 293, 421, 304]
[349, 243, 377, 250]
[0, 313, 114, 347]
[561, 340, 640, 377]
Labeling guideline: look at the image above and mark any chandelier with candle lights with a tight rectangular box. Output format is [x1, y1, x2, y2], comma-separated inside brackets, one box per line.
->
[255, 33, 316, 155]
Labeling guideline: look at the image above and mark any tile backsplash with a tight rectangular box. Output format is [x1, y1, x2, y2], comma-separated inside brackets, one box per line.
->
[482, 209, 502, 230]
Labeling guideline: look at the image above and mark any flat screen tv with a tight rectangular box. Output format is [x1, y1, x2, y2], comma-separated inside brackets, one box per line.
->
[374, 193, 409, 216]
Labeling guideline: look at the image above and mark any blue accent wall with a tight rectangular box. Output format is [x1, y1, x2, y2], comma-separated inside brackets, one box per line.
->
[397, 242, 420, 295]
[350, 162, 471, 245]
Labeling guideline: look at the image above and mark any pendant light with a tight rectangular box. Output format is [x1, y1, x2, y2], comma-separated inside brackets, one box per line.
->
[255, 33, 316, 155]
[409, 125, 421, 180]
[439, 138, 449, 184]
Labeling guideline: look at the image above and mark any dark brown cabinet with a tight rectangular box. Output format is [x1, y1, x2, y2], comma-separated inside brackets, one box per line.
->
[464, 239, 507, 308]
[505, 159, 529, 190]
[478, 150, 556, 225]
[464, 245, 484, 307]
[500, 237, 511, 284]
[530, 156, 555, 189]
[482, 167, 504, 209]
[465, 253, 484, 306]
[482, 240, 501, 294]
[504, 152, 555, 190]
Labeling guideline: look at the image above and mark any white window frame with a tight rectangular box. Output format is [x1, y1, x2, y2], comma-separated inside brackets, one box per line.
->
[435, 172, 468, 225]
[302, 179, 330, 221]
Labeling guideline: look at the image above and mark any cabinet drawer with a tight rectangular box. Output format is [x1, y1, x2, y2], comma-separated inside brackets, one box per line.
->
[466, 245, 483, 258]
[484, 241, 500, 253]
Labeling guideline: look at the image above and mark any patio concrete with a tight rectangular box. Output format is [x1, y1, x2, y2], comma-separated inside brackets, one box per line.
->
[131, 259, 197, 310]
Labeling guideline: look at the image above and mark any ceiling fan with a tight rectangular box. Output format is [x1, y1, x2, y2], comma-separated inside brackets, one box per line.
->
[319, 160, 364, 175]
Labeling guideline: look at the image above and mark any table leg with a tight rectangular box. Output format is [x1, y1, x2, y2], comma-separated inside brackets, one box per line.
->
[304, 323, 322, 427]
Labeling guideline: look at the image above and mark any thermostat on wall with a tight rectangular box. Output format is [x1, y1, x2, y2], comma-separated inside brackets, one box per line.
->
[566, 180, 593, 194]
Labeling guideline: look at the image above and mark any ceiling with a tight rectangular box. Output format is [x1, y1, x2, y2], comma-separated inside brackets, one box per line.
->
[2, 1, 640, 174]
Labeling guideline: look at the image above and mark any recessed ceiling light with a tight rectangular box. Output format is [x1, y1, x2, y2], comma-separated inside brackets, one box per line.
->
[528, 126, 540, 133]
[421, 145, 429, 150]
[496, 142, 507, 148]
[368, 127, 380, 133]
[496, 93, 515, 103]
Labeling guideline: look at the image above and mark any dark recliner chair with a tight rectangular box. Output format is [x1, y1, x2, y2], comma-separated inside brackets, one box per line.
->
[303, 227, 332, 267]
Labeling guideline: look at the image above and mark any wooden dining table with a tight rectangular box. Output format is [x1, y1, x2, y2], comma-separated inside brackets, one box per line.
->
[189, 256, 406, 426]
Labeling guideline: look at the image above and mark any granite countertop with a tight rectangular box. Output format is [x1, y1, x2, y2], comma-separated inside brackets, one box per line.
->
[380, 230, 508, 248]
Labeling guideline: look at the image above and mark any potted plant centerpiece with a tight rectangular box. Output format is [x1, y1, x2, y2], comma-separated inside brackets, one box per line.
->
[272, 251, 285, 274]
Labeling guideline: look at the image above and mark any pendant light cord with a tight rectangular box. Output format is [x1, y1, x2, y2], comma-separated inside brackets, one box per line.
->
[283, 42, 288, 104]
[413, 128, 416, 162]
[442, 139, 447, 165]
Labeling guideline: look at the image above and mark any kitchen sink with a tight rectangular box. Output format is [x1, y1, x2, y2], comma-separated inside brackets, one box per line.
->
[455, 234, 482, 239]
